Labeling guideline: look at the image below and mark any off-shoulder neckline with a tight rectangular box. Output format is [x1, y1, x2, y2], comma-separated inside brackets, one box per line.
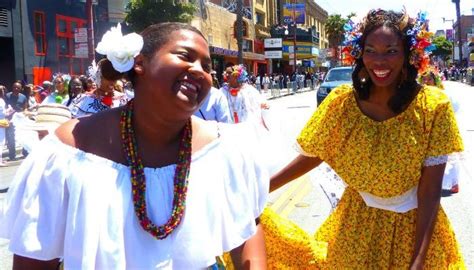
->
[44, 133, 222, 171]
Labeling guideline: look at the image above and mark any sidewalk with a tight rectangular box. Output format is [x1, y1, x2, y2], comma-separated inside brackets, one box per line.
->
[1, 145, 25, 166]
[262, 85, 317, 100]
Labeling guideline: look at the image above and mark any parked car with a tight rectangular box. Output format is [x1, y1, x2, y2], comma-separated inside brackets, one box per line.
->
[317, 66, 353, 105]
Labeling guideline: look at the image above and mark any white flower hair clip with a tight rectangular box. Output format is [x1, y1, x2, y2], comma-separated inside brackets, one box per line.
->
[95, 23, 143, 73]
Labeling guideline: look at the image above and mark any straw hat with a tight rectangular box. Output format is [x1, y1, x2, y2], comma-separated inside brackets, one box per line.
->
[25, 104, 72, 131]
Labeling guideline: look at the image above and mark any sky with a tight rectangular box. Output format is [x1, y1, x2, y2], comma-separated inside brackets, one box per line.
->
[316, 0, 474, 32]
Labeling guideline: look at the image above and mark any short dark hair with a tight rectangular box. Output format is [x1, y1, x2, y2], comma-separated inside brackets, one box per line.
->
[352, 9, 421, 114]
[99, 22, 206, 86]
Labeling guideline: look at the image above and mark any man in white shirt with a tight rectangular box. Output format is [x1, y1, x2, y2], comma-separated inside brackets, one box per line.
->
[194, 87, 232, 123]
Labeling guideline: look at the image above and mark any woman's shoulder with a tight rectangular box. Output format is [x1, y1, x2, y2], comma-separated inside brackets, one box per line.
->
[55, 108, 124, 163]
[417, 85, 452, 109]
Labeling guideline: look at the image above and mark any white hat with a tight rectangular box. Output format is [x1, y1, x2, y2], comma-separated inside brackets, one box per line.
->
[25, 104, 72, 131]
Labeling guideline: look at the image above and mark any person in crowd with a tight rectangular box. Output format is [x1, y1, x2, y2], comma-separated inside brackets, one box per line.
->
[65, 76, 87, 108]
[0, 85, 11, 166]
[220, 65, 269, 124]
[114, 79, 125, 93]
[41, 74, 70, 105]
[255, 73, 261, 92]
[36, 80, 53, 103]
[0, 22, 269, 269]
[69, 59, 128, 118]
[22, 84, 38, 111]
[85, 77, 97, 94]
[4, 80, 28, 161]
[262, 73, 271, 92]
[210, 70, 220, 89]
[264, 9, 465, 269]
[194, 86, 231, 123]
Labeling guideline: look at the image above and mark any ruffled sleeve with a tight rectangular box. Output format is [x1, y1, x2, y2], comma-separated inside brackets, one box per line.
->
[0, 135, 70, 260]
[424, 90, 464, 165]
[296, 84, 352, 160]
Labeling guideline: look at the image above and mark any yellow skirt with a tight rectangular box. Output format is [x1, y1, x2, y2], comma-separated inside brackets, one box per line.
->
[259, 187, 465, 269]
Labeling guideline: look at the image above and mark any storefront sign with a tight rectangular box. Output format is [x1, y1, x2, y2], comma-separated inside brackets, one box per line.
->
[283, 3, 305, 24]
[210, 46, 238, 57]
[265, 51, 282, 59]
[243, 51, 266, 61]
[264, 38, 282, 48]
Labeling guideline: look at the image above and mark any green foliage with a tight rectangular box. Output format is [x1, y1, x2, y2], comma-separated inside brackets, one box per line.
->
[125, 0, 198, 33]
[431, 35, 453, 61]
[324, 13, 356, 49]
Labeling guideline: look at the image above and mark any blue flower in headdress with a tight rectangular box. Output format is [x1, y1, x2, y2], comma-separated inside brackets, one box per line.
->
[425, 44, 436, 52]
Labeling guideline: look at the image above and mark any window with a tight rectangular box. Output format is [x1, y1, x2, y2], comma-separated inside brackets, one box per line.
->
[256, 12, 265, 25]
[56, 14, 87, 75]
[233, 20, 249, 38]
[34, 11, 46, 55]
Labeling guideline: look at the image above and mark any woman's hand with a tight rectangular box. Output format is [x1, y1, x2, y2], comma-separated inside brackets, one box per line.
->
[230, 222, 267, 270]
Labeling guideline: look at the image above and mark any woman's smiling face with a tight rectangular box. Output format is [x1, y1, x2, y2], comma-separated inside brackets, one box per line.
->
[362, 26, 405, 90]
[136, 29, 212, 120]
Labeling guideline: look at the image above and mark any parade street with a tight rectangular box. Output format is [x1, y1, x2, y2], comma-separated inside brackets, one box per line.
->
[1, 81, 473, 269]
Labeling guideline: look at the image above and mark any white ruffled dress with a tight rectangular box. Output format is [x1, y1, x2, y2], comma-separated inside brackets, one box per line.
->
[0, 123, 271, 269]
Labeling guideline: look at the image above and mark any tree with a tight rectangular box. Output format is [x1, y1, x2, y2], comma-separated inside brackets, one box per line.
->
[125, 0, 198, 33]
[324, 13, 355, 66]
[432, 35, 453, 61]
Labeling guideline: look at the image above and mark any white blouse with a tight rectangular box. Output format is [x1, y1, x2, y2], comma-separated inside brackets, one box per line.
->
[0, 122, 271, 269]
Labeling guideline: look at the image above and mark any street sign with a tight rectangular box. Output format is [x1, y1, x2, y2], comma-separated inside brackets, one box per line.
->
[264, 38, 282, 48]
[75, 43, 89, 58]
[74, 28, 88, 43]
[264, 51, 282, 59]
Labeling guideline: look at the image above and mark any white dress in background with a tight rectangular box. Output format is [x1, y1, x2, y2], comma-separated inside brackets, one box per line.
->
[0, 122, 272, 269]
[0, 98, 6, 164]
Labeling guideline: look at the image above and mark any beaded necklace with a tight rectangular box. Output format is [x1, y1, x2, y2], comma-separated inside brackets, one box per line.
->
[120, 100, 192, 239]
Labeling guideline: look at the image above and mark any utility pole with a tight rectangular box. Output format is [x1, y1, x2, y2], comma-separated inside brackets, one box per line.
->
[292, 0, 297, 73]
[86, 0, 95, 61]
[453, 0, 462, 65]
[236, 0, 243, 64]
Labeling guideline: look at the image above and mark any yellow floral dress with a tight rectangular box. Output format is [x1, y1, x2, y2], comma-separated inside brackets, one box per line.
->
[261, 84, 465, 269]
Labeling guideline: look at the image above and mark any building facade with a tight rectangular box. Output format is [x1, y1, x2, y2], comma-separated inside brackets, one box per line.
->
[0, 0, 120, 86]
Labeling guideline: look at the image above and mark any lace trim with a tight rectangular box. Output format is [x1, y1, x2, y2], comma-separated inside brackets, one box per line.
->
[424, 152, 464, 166]
[293, 141, 319, 157]
[424, 155, 448, 166]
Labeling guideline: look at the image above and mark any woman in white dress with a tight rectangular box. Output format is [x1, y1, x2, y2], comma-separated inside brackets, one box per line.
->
[1, 22, 269, 269]
[220, 65, 268, 124]
[0, 85, 11, 166]
[69, 59, 128, 118]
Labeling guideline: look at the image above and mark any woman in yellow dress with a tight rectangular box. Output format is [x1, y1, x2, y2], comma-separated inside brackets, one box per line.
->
[266, 9, 465, 269]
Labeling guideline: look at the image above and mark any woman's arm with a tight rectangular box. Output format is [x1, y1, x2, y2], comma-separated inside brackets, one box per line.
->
[270, 154, 322, 192]
[13, 255, 60, 270]
[230, 222, 267, 270]
[410, 163, 446, 269]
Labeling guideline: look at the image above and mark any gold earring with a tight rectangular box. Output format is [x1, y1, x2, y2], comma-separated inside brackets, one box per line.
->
[359, 67, 368, 83]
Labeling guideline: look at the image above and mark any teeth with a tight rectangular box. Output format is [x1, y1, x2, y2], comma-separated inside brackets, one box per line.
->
[373, 70, 390, 77]
[181, 81, 198, 92]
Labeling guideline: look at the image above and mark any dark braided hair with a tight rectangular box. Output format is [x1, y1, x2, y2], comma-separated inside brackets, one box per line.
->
[352, 9, 421, 114]
[98, 22, 206, 86]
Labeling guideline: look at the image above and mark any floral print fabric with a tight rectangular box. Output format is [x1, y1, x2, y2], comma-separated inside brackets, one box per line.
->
[260, 84, 465, 269]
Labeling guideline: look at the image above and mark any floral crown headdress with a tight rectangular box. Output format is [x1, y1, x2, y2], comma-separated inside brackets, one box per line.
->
[417, 66, 444, 89]
[342, 9, 436, 74]
[225, 64, 249, 84]
[95, 23, 144, 73]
